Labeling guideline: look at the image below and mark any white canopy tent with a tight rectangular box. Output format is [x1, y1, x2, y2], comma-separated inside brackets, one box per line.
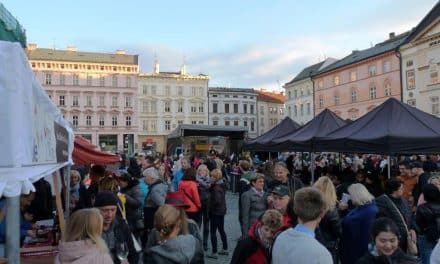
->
[0, 41, 74, 263]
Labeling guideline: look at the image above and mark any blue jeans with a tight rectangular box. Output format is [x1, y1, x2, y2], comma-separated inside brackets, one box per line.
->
[418, 235, 435, 264]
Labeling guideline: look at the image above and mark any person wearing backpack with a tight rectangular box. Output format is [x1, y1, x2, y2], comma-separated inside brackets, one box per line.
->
[416, 183, 440, 264]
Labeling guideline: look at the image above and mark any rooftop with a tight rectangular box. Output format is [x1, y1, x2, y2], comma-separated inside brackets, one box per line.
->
[26, 45, 138, 65]
[209, 87, 255, 94]
[255, 90, 285, 104]
[405, 1, 440, 42]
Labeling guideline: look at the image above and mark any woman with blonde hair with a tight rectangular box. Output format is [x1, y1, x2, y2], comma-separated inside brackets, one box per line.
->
[145, 205, 203, 264]
[313, 176, 342, 263]
[55, 208, 113, 263]
[341, 183, 378, 264]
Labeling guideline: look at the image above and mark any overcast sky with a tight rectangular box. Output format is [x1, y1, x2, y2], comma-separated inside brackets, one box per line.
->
[2, 0, 438, 91]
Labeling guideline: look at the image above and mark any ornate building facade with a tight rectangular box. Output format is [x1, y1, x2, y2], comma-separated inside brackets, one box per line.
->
[27, 44, 139, 153]
[255, 89, 285, 135]
[138, 61, 209, 153]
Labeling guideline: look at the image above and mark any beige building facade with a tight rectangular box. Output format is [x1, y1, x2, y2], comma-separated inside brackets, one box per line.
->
[138, 61, 209, 154]
[255, 90, 285, 135]
[26, 44, 139, 154]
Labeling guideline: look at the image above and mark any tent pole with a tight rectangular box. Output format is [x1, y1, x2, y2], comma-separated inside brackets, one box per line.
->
[269, 152, 271, 162]
[311, 152, 315, 185]
[387, 155, 391, 179]
[5, 195, 20, 264]
[64, 166, 71, 220]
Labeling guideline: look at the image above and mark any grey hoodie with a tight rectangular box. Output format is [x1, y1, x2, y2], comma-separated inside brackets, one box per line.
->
[146, 234, 203, 264]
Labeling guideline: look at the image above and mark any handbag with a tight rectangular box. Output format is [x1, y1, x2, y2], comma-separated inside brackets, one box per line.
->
[385, 196, 418, 255]
[117, 203, 142, 253]
[182, 189, 201, 210]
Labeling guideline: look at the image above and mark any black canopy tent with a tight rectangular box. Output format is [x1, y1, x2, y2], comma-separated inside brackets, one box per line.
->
[273, 109, 347, 151]
[245, 117, 301, 151]
[315, 97, 440, 154]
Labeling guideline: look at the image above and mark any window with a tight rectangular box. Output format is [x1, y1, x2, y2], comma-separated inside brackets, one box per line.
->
[370, 85, 377, 99]
[125, 77, 131, 88]
[350, 71, 357, 82]
[243, 121, 248, 127]
[406, 70, 415, 89]
[432, 97, 439, 115]
[213, 120, 218, 126]
[317, 80, 323, 89]
[125, 96, 132, 107]
[59, 95, 65, 106]
[165, 86, 170, 96]
[368, 65, 377, 77]
[87, 76, 92, 86]
[142, 101, 149, 113]
[125, 116, 131, 127]
[383, 61, 391, 73]
[225, 120, 230, 126]
[164, 101, 171, 112]
[250, 121, 255, 131]
[384, 82, 391, 96]
[225, 104, 230, 113]
[72, 116, 78, 127]
[233, 95, 238, 98]
[260, 106, 264, 114]
[225, 95, 229, 98]
[288, 91, 291, 99]
[406, 60, 413, 67]
[151, 85, 157, 95]
[99, 116, 105, 127]
[212, 94, 218, 97]
[431, 69, 438, 84]
[198, 121, 204, 125]
[307, 103, 311, 115]
[112, 75, 118, 87]
[319, 96, 324, 108]
[142, 120, 149, 131]
[45, 73, 52, 85]
[199, 103, 204, 112]
[178, 101, 183, 112]
[300, 104, 304, 115]
[250, 104, 254, 114]
[165, 120, 171, 130]
[112, 96, 118, 107]
[151, 120, 157, 131]
[407, 99, 416, 106]
[100, 76, 105, 86]
[85, 96, 91, 107]
[73, 74, 79, 85]
[112, 116, 118, 127]
[213, 103, 218, 113]
[191, 87, 196, 96]
[178, 86, 183, 96]
[142, 85, 148, 95]
[307, 89, 311, 96]
[151, 101, 157, 112]
[334, 76, 340, 85]
[243, 104, 248, 114]
[99, 95, 105, 106]
[191, 104, 197, 112]
[72, 95, 79, 106]
[294, 105, 298, 116]
[234, 104, 238, 113]
[351, 89, 357, 103]
[279, 108, 284, 115]
[334, 95, 340, 105]
[234, 120, 239, 126]
[86, 116, 92, 126]
[60, 74, 65, 85]
[178, 120, 183, 125]
[260, 117, 264, 127]
[294, 90, 297, 98]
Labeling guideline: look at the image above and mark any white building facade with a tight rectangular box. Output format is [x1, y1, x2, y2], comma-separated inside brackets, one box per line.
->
[26, 44, 139, 154]
[208, 87, 258, 138]
[400, 3, 440, 116]
[284, 58, 336, 124]
[138, 62, 209, 153]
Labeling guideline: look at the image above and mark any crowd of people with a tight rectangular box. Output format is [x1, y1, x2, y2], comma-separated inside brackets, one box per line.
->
[2, 150, 440, 263]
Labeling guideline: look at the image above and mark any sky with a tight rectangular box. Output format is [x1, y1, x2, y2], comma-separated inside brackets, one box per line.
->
[2, 0, 438, 91]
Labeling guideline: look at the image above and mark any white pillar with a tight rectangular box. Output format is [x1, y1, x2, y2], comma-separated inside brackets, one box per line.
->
[6, 195, 20, 264]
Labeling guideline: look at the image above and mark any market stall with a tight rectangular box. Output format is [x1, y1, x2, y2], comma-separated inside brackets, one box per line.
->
[73, 135, 120, 165]
[0, 41, 74, 263]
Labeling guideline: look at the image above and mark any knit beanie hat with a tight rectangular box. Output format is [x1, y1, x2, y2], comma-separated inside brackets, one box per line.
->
[94, 191, 119, 207]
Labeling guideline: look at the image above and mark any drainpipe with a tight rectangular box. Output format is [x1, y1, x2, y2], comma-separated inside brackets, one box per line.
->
[312, 77, 316, 117]
[207, 88, 210, 125]
[396, 49, 403, 102]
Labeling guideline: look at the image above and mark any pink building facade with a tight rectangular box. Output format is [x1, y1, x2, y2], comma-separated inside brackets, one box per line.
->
[313, 33, 407, 120]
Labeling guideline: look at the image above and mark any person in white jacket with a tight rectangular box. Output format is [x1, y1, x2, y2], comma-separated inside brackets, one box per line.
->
[431, 240, 440, 264]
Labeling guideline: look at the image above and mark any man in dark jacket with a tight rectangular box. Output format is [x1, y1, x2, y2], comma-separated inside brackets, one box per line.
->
[375, 179, 412, 252]
[95, 191, 138, 264]
[411, 161, 431, 201]
[76, 164, 105, 209]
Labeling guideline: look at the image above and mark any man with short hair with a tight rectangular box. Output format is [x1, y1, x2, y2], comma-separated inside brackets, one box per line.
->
[76, 164, 106, 209]
[95, 191, 138, 264]
[172, 157, 191, 191]
[272, 187, 332, 264]
[396, 161, 417, 202]
[269, 185, 294, 230]
[411, 161, 432, 201]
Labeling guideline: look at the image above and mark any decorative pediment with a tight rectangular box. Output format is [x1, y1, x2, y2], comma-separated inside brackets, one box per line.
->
[70, 109, 81, 114]
[109, 109, 120, 115]
[83, 109, 94, 115]
[123, 110, 134, 115]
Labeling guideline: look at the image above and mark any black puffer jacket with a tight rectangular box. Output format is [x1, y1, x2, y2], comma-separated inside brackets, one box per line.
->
[209, 179, 226, 215]
[416, 202, 440, 243]
[375, 195, 411, 251]
[316, 207, 342, 256]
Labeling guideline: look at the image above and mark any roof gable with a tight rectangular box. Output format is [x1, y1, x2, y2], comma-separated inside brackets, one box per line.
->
[406, 1, 440, 43]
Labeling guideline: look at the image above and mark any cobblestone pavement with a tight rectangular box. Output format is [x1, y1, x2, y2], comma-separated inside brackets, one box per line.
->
[204, 191, 240, 264]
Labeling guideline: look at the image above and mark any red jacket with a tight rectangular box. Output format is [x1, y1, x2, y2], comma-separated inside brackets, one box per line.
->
[178, 180, 201, 213]
[231, 222, 268, 264]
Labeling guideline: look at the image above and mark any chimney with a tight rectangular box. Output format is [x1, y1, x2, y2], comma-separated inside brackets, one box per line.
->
[116, 49, 125, 55]
[352, 50, 359, 54]
[27, 43, 37, 50]
[67, 45, 77, 52]
[389, 32, 395, 39]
